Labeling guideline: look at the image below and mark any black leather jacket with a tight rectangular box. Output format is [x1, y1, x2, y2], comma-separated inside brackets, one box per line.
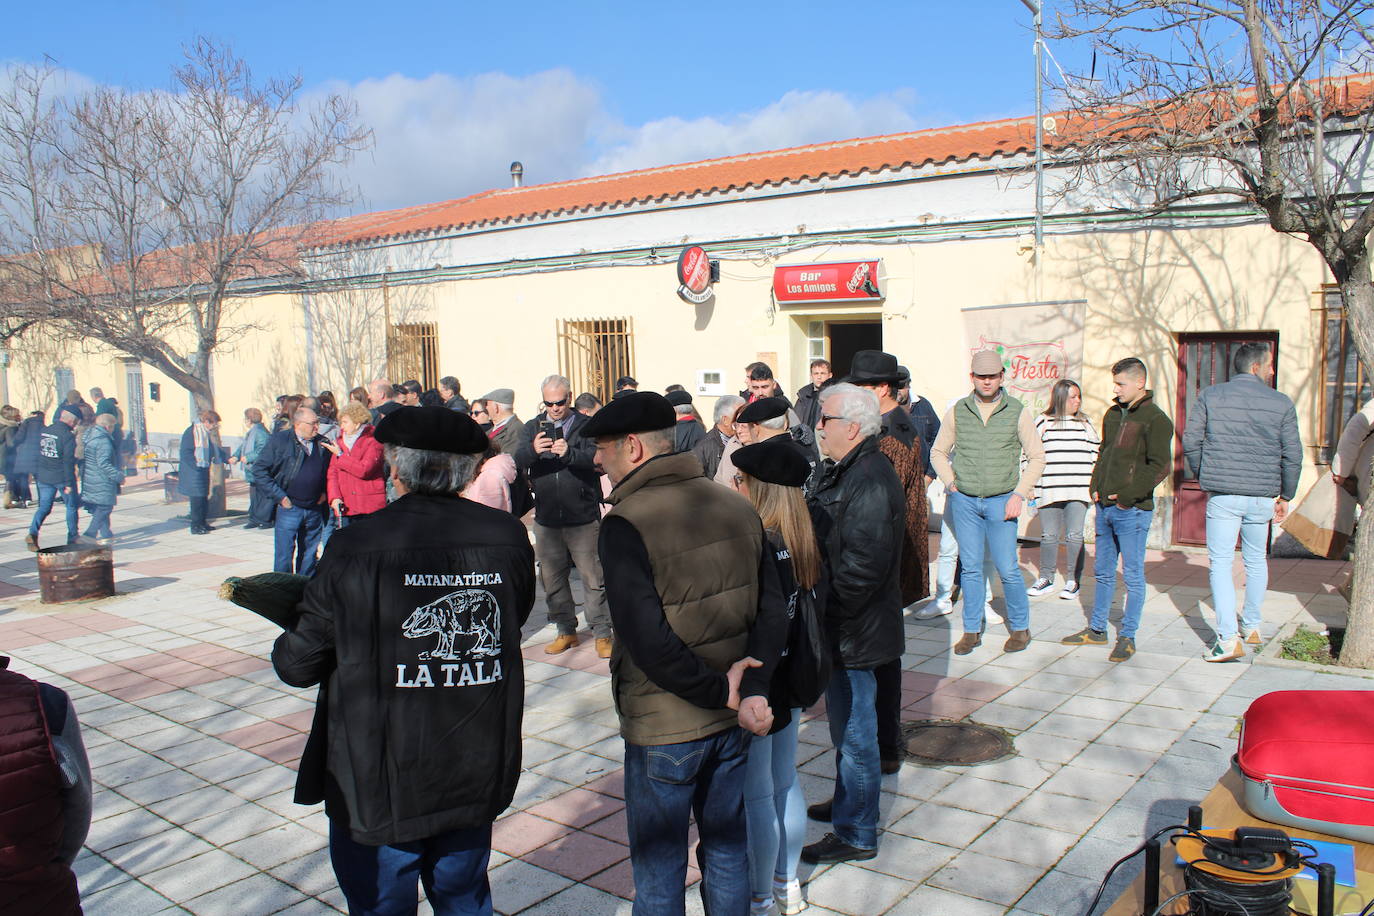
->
[514, 411, 601, 528]
[809, 436, 904, 669]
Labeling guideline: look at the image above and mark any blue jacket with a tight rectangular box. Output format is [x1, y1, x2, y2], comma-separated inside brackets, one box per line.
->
[233, 423, 270, 484]
[80, 427, 122, 507]
[177, 425, 222, 498]
[12, 417, 46, 476]
[252, 429, 331, 506]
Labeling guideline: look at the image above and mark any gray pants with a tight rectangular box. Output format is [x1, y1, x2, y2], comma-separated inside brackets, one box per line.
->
[535, 520, 610, 638]
[1038, 500, 1088, 581]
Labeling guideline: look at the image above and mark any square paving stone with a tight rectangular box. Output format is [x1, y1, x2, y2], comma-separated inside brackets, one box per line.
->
[805, 862, 911, 914]
[886, 884, 1011, 915]
[968, 819, 1079, 868]
[522, 829, 629, 881]
[928, 849, 1048, 906]
[888, 802, 997, 848]
[138, 848, 259, 902]
[183, 871, 307, 914]
[853, 832, 958, 883]
[225, 822, 327, 870]
[489, 858, 576, 912]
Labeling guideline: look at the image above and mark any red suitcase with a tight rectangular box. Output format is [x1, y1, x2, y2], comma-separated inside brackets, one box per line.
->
[1235, 690, 1374, 844]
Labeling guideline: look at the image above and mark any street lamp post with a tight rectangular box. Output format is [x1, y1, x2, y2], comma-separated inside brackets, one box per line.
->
[1020, 0, 1044, 297]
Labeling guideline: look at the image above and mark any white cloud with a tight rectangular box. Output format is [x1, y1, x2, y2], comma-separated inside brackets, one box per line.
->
[586, 89, 922, 176]
[313, 69, 607, 210]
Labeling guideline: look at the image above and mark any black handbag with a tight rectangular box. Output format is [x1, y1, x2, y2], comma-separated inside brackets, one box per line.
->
[785, 584, 832, 710]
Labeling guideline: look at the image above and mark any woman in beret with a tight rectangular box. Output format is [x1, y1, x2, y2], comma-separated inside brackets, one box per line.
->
[730, 438, 829, 916]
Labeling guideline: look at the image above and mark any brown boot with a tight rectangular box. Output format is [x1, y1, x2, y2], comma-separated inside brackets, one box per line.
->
[1004, 630, 1031, 652]
[596, 637, 613, 659]
[544, 634, 580, 655]
[953, 632, 982, 655]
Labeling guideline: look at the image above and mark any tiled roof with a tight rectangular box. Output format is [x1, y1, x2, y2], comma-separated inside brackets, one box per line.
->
[321, 72, 1374, 247]
[321, 114, 1045, 246]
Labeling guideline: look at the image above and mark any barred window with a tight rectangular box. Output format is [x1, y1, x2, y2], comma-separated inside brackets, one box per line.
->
[1317, 289, 1372, 464]
[558, 318, 635, 405]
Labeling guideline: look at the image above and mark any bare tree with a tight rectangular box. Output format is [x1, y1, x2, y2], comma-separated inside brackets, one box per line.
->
[0, 40, 371, 412]
[301, 248, 434, 394]
[1049, 1, 1374, 664]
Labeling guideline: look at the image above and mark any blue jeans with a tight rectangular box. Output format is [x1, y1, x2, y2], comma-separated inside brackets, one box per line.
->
[84, 503, 114, 539]
[935, 509, 994, 603]
[29, 483, 78, 542]
[947, 490, 1030, 631]
[274, 503, 326, 575]
[1090, 504, 1152, 638]
[1206, 494, 1274, 641]
[623, 727, 750, 916]
[744, 714, 805, 897]
[328, 820, 492, 916]
[826, 668, 879, 850]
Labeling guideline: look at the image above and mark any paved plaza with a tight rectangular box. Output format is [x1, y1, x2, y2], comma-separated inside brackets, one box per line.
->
[0, 473, 1365, 915]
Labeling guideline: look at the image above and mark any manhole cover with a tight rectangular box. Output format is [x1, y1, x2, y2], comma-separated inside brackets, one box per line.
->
[901, 720, 1015, 766]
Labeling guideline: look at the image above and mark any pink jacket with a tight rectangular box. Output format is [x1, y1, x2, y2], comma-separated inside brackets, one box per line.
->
[464, 453, 516, 513]
[326, 426, 387, 516]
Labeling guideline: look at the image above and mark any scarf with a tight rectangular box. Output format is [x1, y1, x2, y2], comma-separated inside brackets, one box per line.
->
[343, 428, 363, 449]
[193, 422, 213, 468]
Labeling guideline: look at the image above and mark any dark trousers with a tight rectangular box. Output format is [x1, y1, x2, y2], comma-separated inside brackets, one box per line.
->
[188, 495, 208, 529]
[329, 820, 493, 916]
[874, 658, 903, 760]
[8, 473, 30, 502]
[248, 484, 275, 526]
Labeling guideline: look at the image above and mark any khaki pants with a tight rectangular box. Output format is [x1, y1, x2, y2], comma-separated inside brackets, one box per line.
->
[534, 520, 610, 638]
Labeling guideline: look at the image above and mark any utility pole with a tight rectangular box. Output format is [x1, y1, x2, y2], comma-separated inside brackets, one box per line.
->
[1020, 0, 1045, 300]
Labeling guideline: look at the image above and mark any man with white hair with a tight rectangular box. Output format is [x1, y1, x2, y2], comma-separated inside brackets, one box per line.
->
[515, 374, 611, 657]
[480, 389, 526, 456]
[802, 383, 904, 865]
[693, 394, 744, 480]
[274, 406, 535, 915]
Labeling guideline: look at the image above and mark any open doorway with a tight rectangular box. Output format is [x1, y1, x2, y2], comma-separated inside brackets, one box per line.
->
[826, 320, 882, 378]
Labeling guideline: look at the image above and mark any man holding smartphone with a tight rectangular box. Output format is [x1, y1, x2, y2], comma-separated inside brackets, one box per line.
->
[515, 374, 613, 657]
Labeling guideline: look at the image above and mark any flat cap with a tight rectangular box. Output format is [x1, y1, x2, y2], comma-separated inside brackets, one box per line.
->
[736, 397, 788, 425]
[732, 437, 812, 487]
[665, 389, 693, 407]
[970, 350, 1004, 375]
[896, 365, 911, 388]
[374, 406, 489, 454]
[480, 388, 514, 406]
[581, 391, 676, 439]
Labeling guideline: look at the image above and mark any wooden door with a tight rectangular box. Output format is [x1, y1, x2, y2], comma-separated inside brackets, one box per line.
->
[1172, 332, 1279, 545]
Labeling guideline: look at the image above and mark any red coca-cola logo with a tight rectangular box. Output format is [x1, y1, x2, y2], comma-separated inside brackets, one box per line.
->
[678, 246, 710, 294]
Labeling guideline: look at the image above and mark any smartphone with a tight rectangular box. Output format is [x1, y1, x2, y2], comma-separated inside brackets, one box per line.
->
[540, 420, 560, 440]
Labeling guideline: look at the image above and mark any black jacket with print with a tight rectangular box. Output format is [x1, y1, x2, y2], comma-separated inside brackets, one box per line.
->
[273, 492, 535, 845]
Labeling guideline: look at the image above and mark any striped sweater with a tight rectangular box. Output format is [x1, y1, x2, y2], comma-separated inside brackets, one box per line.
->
[1033, 414, 1100, 505]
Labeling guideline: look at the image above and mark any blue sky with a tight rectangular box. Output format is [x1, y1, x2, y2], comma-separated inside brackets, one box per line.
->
[3, 1, 1069, 211]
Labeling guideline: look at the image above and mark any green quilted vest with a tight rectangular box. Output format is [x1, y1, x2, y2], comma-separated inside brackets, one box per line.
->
[951, 393, 1024, 497]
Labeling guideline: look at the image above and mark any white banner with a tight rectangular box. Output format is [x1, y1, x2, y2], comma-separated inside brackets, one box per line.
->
[960, 300, 1088, 416]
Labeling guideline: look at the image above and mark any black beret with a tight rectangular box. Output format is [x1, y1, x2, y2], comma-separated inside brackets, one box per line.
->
[373, 406, 489, 454]
[665, 389, 693, 407]
[732, 437, 812, 487]
[736, 397, 788, 425]
[581, 391, 676, 439]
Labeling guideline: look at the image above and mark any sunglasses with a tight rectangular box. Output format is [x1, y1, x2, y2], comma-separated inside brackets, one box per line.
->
[543, 397, 569, 407]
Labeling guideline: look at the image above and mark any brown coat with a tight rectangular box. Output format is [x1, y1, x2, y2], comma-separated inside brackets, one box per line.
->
[878, 434, 930, 605]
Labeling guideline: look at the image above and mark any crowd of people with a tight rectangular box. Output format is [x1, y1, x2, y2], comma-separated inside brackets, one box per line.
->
[5, 343, 1305, 915]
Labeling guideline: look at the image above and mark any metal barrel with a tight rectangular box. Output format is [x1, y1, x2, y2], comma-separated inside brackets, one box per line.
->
[36, 544, 115, 603]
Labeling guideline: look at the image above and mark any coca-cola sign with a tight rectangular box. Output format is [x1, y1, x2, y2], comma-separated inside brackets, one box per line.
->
[677, 246, 713, 304]
[772, 260, 884, 304]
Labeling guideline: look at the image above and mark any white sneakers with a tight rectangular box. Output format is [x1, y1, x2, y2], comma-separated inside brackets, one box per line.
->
[1026, 577, 1056, 597]
[1060, 580, 1080, 599]
[774, 878, 805, 915]
[915, 596, 953, 619]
